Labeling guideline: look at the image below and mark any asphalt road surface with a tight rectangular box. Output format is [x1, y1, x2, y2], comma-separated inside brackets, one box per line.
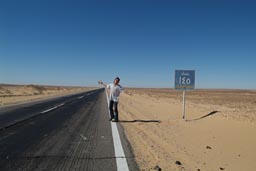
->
[0, 89, 138, 171]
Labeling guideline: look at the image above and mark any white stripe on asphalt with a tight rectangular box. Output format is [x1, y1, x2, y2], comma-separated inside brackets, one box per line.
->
[105, 89, 129, 171]
[40, 103, 65, 114]
[111, 123, 130, 171]
[77, 96, 84, 99]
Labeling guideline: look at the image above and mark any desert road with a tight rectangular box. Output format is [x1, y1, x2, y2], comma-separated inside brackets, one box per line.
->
[0, 89, 138, 171]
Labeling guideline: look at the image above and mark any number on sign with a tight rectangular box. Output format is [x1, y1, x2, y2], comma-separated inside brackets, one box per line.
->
[179, 77, 191, 85]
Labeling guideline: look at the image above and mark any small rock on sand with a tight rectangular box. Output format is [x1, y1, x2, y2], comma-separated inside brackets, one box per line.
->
[175, 161, 182, 165]
[153, 165, 162, 171]
[206, 146, 212, 149]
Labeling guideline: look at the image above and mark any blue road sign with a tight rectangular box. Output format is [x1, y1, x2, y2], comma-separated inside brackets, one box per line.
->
[175, 70, 195, 90]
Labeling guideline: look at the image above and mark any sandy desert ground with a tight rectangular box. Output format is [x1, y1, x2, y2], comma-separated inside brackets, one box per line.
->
[0, 84, 96, 106]
[1, 85, 256, 171]
[119, 88, 256, 171]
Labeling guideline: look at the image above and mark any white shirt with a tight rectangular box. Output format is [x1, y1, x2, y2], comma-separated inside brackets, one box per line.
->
[106, 83, 124, 102]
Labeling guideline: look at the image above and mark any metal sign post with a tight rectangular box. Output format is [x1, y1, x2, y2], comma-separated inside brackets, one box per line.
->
[182, 91, 186, 119]
[175, 70, 195, 119]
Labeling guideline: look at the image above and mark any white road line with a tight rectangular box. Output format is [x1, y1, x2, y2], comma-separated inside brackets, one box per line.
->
[87, 91, 96, 96]
[40, 103, 65, 114]
[77, 96, 84, 99]
[105, 89, 129, 171]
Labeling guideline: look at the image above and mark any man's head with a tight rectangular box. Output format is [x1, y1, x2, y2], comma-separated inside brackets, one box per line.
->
[114, 77, 120, 85]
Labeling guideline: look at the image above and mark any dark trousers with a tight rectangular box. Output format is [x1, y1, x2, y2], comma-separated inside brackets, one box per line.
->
[109, 100, 118, 120]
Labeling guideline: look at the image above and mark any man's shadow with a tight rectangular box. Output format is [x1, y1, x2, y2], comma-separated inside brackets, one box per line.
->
[119, 119, 161, 123]
[186, 111, 220, 121]
[119, 111, 219, 123]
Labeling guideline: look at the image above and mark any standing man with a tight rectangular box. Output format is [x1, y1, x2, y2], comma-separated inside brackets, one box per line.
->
[98, 77, 124, 122]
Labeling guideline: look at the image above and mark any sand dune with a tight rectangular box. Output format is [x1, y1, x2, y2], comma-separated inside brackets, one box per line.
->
[0, 84, 97, 106]
[119, 88, 256, 171]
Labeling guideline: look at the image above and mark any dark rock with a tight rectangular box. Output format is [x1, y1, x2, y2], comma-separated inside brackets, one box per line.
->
[175, 161, 182, 165]
[206, 146, 212, 149]
[197, 169, 201, 171]
[154, 165, 162, 171]
[220, 167, 225, 170]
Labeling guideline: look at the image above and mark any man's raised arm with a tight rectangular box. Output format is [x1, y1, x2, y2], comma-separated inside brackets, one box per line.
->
[98, 80, 107, 87]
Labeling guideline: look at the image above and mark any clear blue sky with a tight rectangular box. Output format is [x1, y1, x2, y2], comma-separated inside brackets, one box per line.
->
[1, 0, 256, 89]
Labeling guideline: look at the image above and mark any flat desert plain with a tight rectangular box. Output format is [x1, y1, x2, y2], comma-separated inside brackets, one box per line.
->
[119, 88, 256, 171]
[0, 84, 96, 106]
[1, 85, 256, 171]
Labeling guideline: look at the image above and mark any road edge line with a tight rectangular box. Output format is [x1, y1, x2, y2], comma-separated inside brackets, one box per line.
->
[105, 89, 129, 171]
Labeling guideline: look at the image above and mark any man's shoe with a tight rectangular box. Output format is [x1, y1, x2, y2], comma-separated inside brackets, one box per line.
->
[111, 119, 118, 122]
